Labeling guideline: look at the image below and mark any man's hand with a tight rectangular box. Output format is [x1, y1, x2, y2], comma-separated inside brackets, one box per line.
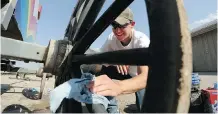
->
[116, 65, 129, 75]
[88, 75, 122, 96]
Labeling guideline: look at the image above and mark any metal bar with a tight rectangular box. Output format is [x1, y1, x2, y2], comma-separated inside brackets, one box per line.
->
[80, 0, 89, 13]
[69, 18, 77, 40]
[75, 0, 87, 23]
[72, 0, 106, 43]
[141, 0, 183, 112]
[1, 37, 46, 62]
[65, 17, 77, 41]
[64, 0, 86, 41]
[72, 0, 86, 17]
[72, 48, 150, 65]
[71, 0, 135, 54]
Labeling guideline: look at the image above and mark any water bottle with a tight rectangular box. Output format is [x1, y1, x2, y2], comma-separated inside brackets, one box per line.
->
[214, 82, 218, 90]
[191, 73, 200, 90]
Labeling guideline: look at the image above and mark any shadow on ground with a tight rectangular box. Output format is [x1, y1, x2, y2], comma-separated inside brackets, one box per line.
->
[124, 104, 139, 113]
[1, 84, 27, 95]
[1, 84, 11, 95]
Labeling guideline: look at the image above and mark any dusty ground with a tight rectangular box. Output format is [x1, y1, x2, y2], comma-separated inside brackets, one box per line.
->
[1, 73, 54, 113]
[1, 72, 217, 113]
[0, 73, 136, 113]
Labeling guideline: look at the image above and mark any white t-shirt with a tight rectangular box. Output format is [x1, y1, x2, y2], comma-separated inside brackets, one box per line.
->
[100, 29, 150, 77]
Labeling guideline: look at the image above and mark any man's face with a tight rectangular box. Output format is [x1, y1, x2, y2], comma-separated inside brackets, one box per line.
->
[111, 21, 135, 42]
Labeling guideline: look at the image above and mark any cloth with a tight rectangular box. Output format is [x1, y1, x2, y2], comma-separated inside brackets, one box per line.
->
[100, 29, 150, 77]
[49, 73, 110, 113]
[81, 65, 145, 113]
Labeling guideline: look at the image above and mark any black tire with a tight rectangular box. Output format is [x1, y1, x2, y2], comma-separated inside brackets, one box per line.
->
[141, 0, 192, 113]
[2, 104, 31, 113]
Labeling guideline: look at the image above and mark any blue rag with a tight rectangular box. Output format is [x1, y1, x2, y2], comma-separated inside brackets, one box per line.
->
[49, 73, 110, 113]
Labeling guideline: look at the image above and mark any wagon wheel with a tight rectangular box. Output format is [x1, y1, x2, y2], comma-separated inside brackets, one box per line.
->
[141, 0, 192, 112]
[54, 0, 192, 113]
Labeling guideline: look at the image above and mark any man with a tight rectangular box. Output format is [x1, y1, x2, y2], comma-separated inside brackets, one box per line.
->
[82, 8, 150, 113]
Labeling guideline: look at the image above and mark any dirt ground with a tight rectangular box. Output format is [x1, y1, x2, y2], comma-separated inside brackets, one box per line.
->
[1, 72, 217, 113]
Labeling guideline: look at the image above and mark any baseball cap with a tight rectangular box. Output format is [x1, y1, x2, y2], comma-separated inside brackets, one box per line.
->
[114, 8, 133, 25]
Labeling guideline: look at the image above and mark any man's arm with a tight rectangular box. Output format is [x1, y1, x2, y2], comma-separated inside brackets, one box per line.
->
[118, 66, 149, 94]
[89, 65, 149, 96]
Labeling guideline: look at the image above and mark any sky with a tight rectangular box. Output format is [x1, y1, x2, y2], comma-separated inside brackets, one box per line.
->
[15, 0, 217, 70]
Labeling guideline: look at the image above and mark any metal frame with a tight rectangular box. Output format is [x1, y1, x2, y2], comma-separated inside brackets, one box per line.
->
[1, 36, 47, 62]
[72, 0, 106, 42]
[72, 48, 150, 65]
[64, 0, 85, 40]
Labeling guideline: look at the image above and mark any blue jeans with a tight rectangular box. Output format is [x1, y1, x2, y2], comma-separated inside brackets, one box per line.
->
[106, 89, 145, 113]
[81, 65, 146, 113]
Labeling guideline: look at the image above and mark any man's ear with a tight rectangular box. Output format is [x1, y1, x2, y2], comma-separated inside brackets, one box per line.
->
[130, 21, 135, 27]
